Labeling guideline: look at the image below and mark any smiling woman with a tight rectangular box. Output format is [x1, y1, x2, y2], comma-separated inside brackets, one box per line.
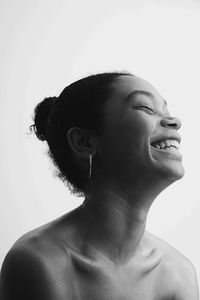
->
[0, 72, 199, 300]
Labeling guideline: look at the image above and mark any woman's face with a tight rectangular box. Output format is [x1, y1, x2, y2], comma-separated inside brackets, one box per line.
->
[95, 75, 184, 190]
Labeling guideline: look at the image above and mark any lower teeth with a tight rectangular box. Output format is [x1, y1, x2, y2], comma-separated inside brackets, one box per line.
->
[162, 146, 176, 150]
[152, 145, 178, 151]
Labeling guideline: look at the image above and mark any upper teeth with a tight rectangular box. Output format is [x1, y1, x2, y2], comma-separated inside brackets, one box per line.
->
[152, 139, 180, 150]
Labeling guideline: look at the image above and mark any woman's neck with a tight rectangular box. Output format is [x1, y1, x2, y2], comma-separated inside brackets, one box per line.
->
[80, 185, 153, 265]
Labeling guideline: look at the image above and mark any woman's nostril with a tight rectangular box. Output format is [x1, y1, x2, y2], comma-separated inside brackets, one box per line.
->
[167, 123, 177, 127]
[161, 116, 181, 130]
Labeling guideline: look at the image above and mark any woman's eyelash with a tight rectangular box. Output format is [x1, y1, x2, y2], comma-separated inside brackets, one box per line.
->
[140, 106, 154, 112]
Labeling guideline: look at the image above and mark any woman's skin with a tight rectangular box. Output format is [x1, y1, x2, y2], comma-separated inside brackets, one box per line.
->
[0, 75, 199, 300]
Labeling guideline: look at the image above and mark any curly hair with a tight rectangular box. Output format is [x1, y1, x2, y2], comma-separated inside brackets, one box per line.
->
[29, 71, 133, 197]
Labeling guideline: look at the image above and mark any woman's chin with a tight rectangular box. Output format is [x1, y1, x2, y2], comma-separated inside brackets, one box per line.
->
[150, 146, 185, 181]
[156, 161, 185, 183]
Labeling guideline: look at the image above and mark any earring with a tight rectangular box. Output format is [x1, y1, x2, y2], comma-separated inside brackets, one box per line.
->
[89, 153, 92, 179]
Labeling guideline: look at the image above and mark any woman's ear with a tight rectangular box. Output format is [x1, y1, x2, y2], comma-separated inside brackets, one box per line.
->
[66, 127, 97, 160]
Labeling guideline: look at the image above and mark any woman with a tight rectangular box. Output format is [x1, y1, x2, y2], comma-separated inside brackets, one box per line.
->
[0, 72, 199, 299]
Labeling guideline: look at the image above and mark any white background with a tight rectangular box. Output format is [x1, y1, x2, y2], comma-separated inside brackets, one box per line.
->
[0, 0, 200, 287]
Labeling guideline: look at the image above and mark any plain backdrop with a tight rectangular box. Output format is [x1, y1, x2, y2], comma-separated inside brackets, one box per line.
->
[0, 0, 200, 287]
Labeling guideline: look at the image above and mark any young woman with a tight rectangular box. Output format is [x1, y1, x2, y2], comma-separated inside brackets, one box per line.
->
[0, 72, 199, 299]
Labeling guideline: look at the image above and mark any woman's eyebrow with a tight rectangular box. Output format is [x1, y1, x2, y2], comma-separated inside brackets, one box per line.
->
[125, 89, 168, 106]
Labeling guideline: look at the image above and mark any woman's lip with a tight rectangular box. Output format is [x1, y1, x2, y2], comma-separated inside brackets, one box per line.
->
[150, 145, 183, 160]
[150, 136, 181, 145]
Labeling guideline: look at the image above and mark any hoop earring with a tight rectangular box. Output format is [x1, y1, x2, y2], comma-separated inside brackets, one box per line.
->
[89, 153, 92, 179]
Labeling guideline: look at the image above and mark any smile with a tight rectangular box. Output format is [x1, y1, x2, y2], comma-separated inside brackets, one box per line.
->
[151, 139, 182, 159]
[151, 139, 180, 151]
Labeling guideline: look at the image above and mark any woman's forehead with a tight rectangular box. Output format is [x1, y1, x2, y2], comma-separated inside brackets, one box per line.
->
[111, 75, 161, 101]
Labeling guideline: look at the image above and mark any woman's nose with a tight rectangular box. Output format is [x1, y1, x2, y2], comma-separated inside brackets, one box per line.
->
[160, 116, 182, 130]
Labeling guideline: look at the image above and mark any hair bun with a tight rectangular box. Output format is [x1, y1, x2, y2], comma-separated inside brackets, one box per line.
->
[30, 96, 57, 141]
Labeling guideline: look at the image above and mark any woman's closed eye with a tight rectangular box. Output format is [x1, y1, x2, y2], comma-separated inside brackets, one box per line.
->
[139, 106, 154, 113]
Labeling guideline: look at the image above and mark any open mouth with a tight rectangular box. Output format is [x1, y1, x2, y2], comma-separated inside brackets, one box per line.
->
[151, 139, 180, 151]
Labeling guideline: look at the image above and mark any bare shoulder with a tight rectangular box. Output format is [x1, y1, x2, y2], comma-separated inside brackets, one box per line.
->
[11, 206, 82, 253]
[4, 206, 82, 267]
[0, 209, 80, 300]
[145, 231, 199, 299]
